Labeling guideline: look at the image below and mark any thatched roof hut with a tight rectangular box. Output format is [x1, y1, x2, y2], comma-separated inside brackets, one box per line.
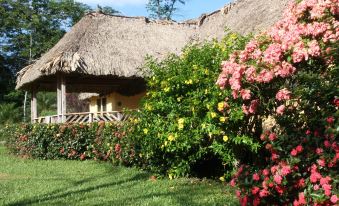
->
[16, 0, 289, 93]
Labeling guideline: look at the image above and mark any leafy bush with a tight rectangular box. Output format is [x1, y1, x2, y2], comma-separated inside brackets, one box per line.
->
[215, 0, 338, 205]
[4, 121, 136, 165]
[0, 103, 21, 124]
[128, 33, 259, 178]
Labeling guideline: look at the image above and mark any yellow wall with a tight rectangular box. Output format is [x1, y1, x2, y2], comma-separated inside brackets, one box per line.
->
[89, 92, 145, 112]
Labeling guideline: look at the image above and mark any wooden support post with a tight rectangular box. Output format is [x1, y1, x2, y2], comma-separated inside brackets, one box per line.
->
[61, 76, 66, 123]
[31, 90, 37, 123]
[88, 113, 93, 123]
[57, 75, 62, 123]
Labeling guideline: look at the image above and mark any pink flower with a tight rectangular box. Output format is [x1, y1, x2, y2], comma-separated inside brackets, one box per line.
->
[326, 116, 334, 124]
[313, 184, 320, 191]
[298, 192, 306, 205]
[292, 41, 308, 63]
[242, 105, 249, 115]
[245, 66, 257, 82]
[291, 149, 298, 156]
[230, 178, 236, 187]
[269, 133, 277, 141]
[249, 99, 259, 114]
[256, 69, 274, 83]
[308, 40, 321, 57]
[296, 178, 305, 188]
[276, 61, 296, 78]
[262, 169, 269, 176]
[320, 176, 331, 185]
[263, 43, 283, 64]
[281, 165, 291, 176]
[317, 159, 325, 167]
[276, 105, 286, 115]
[252, 173, 260, 181]
[274, 174, 282, 184]
[276, 88, 291, 101]
[296, 145, 303, 152]
[259, 189, 269, 197]
[330, 195, 338, 204]
[240, 89, 251, 100]
[316, 148, 323, 154]
[251, 186, 260, 195]
[245, 40, 259, 53]
[324, 140, 331, 148]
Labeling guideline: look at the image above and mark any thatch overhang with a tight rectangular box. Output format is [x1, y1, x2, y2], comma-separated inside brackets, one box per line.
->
[16, 0, 289, 93]
[16, 13, 197, 92]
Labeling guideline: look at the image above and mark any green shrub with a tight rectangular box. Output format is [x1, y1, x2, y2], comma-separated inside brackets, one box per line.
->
[4, 121, 135, 164]
[128, 33, 259, 178]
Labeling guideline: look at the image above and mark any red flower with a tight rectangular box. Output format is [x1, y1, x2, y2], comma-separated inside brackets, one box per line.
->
[326, 116, 334, 124]
[252, 173, 260, 181]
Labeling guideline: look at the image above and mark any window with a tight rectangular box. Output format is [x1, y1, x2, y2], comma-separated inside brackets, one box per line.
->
[102, 98, 107, 112]
[97, 99, 101, 112]
[97, 97, 107, 112]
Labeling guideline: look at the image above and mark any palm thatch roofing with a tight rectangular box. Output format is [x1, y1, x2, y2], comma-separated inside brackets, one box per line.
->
[16, 0, 289, 93]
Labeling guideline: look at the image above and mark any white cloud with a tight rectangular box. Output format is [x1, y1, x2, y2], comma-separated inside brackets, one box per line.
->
[77, 0, 148, 6]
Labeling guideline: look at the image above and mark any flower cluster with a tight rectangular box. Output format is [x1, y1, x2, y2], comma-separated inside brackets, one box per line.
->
[217, 0, 338, 205]
[230, 121, 338, 205]
[217, 0, 338, 116]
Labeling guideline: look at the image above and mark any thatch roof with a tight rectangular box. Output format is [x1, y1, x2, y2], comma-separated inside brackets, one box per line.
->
[16, 0, 289, 92]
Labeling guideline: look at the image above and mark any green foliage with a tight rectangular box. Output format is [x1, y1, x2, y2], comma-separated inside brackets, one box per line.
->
[146, 0, 185, 20]
[4, 122, 135, 165]
[129, 33, 258, 178]
[37, 92, 56, 116]
[0, 103, 21, 124]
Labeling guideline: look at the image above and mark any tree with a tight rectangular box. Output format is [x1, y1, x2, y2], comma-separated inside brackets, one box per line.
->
[146, 0, 185, 20]
[0, 0, 118, 123]
[96, 5, 120, 15]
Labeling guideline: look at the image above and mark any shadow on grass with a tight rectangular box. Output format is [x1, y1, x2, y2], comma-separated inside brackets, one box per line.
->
[5, 172, 150, 206]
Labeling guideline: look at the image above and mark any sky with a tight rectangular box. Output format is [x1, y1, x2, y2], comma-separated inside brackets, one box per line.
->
[76, 0, 232, 21]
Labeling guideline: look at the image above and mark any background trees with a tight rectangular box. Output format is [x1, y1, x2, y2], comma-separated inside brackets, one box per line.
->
[146, 0, 186, 20]
[0, 0, 117, 123]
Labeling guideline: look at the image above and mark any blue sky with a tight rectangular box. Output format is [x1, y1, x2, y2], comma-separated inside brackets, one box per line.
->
[76, 0, 232, 21]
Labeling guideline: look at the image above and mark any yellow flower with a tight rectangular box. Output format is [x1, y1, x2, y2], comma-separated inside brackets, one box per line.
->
[205, 89, 208, 94]
[184, 79, 193, 85]
[219, 176, 225, 182]
[177, 97, 182, 102]
[164, 87, 170, 92]
[210, 112, 217, 118]
[220, 117, 226, 123]
[223, 135, 229, 142]
[178, 118, 185, 124]
[178, 123, 184, 130]
[169, 174, 173, 180]
[143, 128, 149, 134]
[218, 102, 225, 111]
[168, 134, 175, 141]
[204, 69, 209, 75]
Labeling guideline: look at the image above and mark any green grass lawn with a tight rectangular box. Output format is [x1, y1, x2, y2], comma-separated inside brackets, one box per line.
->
[0, 145, 238, 206]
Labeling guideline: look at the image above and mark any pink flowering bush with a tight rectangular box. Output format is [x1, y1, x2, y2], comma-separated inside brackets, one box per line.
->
[217, 0, 338, 205]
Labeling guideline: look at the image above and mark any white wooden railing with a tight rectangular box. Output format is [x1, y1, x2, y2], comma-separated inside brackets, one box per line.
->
[33, 111, 131, 124]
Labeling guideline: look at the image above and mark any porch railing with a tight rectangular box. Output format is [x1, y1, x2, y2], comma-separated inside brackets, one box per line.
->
[33, 111, 131, 124]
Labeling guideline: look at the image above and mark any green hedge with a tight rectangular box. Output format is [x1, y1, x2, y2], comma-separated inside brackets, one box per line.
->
[4, 121, 136, 165]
